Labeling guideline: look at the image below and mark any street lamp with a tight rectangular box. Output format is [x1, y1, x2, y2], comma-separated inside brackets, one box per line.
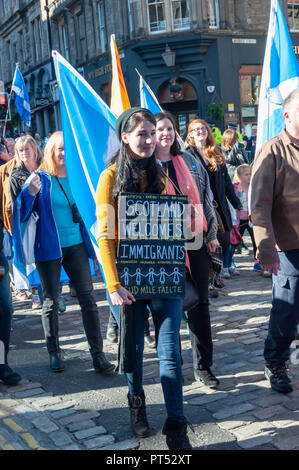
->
[162, 44, 176, 68]
[207, 85, 216, 94]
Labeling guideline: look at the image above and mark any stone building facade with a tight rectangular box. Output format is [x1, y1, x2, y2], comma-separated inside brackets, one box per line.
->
[0, 0, 299, 135]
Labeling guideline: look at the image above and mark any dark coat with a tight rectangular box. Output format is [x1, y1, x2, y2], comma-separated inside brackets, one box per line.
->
[9, 164, 30, 205]
[221, 142, 248, 181]
[186, 146, 242, 231]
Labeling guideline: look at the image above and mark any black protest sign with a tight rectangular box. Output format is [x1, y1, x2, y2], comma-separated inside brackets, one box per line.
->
[117, 193, 187, 299]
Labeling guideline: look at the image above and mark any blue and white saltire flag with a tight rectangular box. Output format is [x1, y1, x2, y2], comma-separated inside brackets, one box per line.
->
[11, 64, 31, 127]
[12, 175, 71, 289]
[256, 0, 299, 153]
[52, 51, 118, 265]
[139, 73, 185, 149]
[139, 74, 162, 114]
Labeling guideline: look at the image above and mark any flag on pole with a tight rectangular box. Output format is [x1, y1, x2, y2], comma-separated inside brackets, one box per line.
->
[139, 74, 162, 114]
[139, 72, 185, 150]
[110, 34, 131, 117]
[52, 51, 118, 263]
[11, 64, 31, 126]
[256, 0, 299, 153]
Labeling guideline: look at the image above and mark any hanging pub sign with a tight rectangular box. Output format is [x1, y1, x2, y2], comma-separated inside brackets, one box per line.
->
[117, 192, 188, 299]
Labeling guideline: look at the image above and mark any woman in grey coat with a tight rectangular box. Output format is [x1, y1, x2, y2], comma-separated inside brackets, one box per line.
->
[155, 111, 220, 388]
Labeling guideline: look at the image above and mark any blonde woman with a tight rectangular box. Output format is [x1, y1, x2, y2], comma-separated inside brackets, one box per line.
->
[16, 131, 114, 374]
[221, 129, 248, 181]
[10, 135, 42, 306]
[10, 136, 42, 203]
[185, 119, 242, 278]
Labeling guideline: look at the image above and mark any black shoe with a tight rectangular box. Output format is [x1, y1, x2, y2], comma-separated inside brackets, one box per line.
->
[128, 392, 151, 438]
[208, 284, 219, 299]
[69, 285, 77, 297]
[265, 364, 293, 393]
[0, 365, 22, 386]
[242, 243, 251, 255]
[144, 334, 155, 349]
[194, 368, 220, 388]
[162, 418, 192, 450]
[93, 354, 115, 373]
[50, 352, 65, 372]
[106, 327, 118, 344]
[235, 244, 242, 254]
[213, 274, 225, 289]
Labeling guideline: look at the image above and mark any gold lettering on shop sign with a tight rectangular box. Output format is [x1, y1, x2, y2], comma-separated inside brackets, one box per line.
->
[88, 63, 112, 79]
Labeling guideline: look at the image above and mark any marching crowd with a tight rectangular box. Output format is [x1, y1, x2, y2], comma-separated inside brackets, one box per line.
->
[0, 89, 299, 450]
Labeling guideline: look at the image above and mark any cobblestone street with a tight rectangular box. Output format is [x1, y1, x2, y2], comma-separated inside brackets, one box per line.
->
[1, 241, 298, 451]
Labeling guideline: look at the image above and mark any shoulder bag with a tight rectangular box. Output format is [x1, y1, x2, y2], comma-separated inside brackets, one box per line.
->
[160, 166, 199, 312]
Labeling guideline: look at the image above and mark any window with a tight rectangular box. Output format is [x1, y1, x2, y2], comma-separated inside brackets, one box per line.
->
[77, 13, 86, 61]
[12, 42, 17, 66]
[171, 0, 190, 30]
[288, 1, 299, 31]
[31, 20, 38, 62]
[239, 65, 262, 130]
[62, 24, 70, 61]
[147, 0, 166, 33]
[7, 41, 13, 76]
[98, 1, 107, 52]
[38, 18, 44, 59]
[206, 0, 219, 29]
[127, 0, 134, 37]
[0, 55, 3, 85]
[19, 31, 26, 65]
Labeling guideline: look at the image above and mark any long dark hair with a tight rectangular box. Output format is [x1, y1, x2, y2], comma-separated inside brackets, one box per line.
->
[110, 110, 164, 200]
[155, 111, 182, 156]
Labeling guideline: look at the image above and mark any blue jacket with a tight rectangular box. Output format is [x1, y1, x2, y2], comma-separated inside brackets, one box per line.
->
[18, 171, 96, 263]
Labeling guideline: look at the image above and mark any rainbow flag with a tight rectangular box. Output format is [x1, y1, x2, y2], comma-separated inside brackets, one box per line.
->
[110, 34, 131, 117]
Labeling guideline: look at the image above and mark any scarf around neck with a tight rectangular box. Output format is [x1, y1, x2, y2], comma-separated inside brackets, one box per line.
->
[162, 154, 208, 235]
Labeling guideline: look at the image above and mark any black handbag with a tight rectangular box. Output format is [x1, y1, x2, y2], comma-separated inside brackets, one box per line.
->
[55, 177, 83, 223]
[159, 167, 200, 312]
[183, 270, 199, 312]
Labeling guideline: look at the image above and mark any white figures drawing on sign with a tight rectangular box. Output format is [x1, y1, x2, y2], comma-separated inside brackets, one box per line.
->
[173, 267, 183, 285]
[120, 267, 184, 286]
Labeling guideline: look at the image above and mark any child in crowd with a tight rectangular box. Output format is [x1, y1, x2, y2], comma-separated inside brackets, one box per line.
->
[222, 201, 240, 277]
[233, 164, 270, 277]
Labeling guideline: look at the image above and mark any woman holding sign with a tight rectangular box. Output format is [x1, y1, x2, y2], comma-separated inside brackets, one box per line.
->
[154, 112, 220, 388]
[96, 108, 192, 450]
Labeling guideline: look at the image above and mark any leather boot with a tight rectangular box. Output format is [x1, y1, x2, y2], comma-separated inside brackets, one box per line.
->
[93, 353, 115, 373]
[162, 418, 192, 450]
[127, 392, 150, 438]
[0, 365, 22, 386]
[50, 352, 64, 372]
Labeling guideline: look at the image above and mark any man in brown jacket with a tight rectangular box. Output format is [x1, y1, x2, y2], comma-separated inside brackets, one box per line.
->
[0, 156, 16, 235]
[251, 88, 299, 394]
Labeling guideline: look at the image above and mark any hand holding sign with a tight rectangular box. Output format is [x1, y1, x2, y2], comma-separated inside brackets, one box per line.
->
[110, 286, 136, 306]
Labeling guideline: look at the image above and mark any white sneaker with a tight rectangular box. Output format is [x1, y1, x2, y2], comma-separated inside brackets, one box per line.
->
[221, 269, 230, 279]
[228, 267, 240, 276]
[262, 270, 272, 278]
[32, 294, 42, 309]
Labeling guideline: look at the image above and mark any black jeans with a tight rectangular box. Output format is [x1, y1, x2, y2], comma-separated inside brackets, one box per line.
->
[36, 243, 103, 358]
[187, 244, 213, 370]
[0, 253, 13, 365]
[238, 220, 257, 259]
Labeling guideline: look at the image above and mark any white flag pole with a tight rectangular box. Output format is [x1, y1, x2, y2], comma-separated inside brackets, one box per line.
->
[2, 63, 18, 137]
